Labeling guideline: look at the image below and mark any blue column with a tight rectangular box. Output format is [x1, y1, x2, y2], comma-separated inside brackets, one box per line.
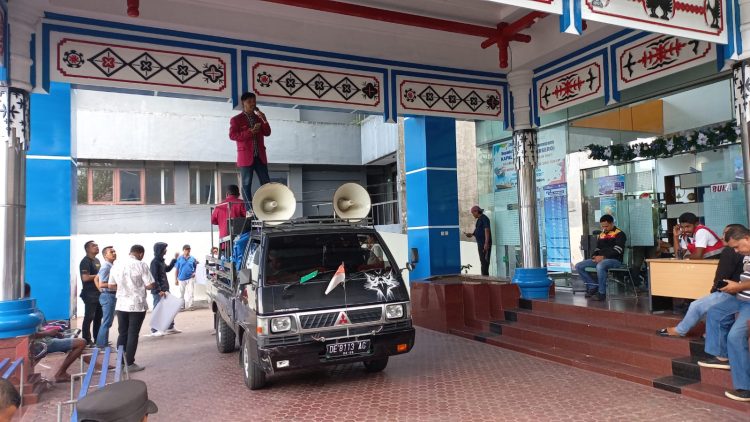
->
[25, 82, 74, 320]
[404, 116, 460, 280]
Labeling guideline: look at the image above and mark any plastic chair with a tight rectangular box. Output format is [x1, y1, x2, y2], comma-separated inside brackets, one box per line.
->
[606, 248, 638, 302]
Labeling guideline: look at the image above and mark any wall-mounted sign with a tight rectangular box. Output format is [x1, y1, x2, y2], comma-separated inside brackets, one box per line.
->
[485, 0, 563, 14]
[598, 174, 625, 195]
[615, 34, 714, 92]
[537, 55, 605, 114]
[396, 76, 504, 121]
[250, 59, 383, 113]
[582, 0, 727, 44]
[51, 34, 233, 99]
[710, 182, 737, 193]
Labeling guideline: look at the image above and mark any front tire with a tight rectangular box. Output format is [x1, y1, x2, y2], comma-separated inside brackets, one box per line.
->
[242, 333, 267, 390]
[363, 357, 389, 372]
[215, 312, 236, 353]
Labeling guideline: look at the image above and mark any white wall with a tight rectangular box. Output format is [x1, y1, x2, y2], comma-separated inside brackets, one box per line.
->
[360, 116, 398, 164]
[73, 90, 363, 165]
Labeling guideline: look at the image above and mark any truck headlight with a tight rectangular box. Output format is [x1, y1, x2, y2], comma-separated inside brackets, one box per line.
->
[385, 304, 404, 319]
[271, 316, 292, 333]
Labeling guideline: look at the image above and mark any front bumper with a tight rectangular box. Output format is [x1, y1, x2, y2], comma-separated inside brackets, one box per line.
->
[257, 327, 415, 374]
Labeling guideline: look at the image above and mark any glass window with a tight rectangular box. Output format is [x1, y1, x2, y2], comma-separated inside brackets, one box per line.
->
[220, 171, 240, 199]
[118, 170, 143, 203]
[146, 168, 175, 205]
[91, 169, 114, 203]
[77, 167, 88, 204]
[190, 169, 216, 205]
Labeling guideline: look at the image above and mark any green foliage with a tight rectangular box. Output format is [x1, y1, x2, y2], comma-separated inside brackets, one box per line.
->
[584, 121, 741, 162]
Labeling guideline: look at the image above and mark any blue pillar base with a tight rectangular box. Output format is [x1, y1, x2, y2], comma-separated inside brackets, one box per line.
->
[0, 299, 44, 339]
[512, 268, 553, 300]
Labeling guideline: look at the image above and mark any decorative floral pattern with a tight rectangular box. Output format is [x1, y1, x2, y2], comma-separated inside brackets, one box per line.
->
[584, 121, 741, 162]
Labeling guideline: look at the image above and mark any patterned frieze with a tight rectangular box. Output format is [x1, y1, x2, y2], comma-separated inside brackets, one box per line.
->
[249, 58, 384, 113]
[51, 33, 233, 99]
[614, 34, 714, 92]
[484, 0, 563, 14]
[395, 75, 504, 121]
[582, 0, 727, 44]
[536, 55, 606, 115]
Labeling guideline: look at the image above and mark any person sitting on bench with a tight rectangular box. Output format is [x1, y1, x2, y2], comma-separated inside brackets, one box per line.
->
[574, 214, 627, 301]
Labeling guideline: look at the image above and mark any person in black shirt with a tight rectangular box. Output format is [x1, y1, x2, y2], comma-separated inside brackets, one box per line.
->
[574, 214, 627, 301]
[657, 224, 742, 337]
[149, 242, 179, 336]
[465, 206, 492, 276]
[79, 240, 102, 346]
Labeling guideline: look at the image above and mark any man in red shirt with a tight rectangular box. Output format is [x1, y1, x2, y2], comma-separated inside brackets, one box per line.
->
[211, 185, 247, 238]
[229, 92, 272, 211]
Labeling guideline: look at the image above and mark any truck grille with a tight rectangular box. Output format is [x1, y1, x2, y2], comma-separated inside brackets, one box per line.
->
[346, 307, 382, 324]
[299, 312, 338, 329]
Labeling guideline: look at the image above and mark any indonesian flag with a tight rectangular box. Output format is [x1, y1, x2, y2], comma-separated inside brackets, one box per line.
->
[324, 263, 346, 295]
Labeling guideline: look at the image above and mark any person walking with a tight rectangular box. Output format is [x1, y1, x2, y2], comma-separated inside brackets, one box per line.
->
[464, 206, 492, 276]
[175, 244, 198, 311]
[149, 242, 179, 336]
[79, 240, 103, 346]
[229, 92, 272, 211]
[108, 244, 156, 373]
[95, 246, 117, 348]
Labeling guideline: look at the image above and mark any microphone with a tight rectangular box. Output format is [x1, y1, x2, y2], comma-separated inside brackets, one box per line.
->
[254, 107, 266, 123]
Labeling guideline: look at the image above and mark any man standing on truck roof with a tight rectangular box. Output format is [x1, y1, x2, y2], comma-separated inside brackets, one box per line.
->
[149, 242, 180, 337]
[211, 184, 246, 238]
[229, 92, 272, 213]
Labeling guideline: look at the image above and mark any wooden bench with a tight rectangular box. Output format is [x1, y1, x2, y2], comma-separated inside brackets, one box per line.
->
[56, 345, 128, 422]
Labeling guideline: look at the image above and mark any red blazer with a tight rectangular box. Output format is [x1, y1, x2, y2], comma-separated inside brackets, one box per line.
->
[228, 112, 271, 167]
[211, 195, 247, 238]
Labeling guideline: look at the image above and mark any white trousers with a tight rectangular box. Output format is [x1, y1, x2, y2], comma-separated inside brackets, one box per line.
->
[178, 276, 195, 309]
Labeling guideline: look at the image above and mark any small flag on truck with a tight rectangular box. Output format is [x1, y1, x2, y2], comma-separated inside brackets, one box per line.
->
[324, 263, 346, 295]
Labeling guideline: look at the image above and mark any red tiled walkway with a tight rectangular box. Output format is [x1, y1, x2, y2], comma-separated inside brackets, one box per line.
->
[21, 309, 746, 421]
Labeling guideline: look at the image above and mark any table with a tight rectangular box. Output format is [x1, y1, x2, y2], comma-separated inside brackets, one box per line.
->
[646, 258, 718, 312]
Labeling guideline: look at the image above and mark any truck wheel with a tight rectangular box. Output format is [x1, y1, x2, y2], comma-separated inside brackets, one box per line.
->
[215, 312, 236, 353]
[363, 357, 389, 373]
[242, 334, 266, 390]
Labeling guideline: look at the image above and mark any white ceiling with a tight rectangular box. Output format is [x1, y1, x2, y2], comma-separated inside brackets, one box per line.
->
[46, 0, 623, 74]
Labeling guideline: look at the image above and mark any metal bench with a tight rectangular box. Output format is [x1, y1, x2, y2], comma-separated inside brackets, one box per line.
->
[56, 345, 128, 422]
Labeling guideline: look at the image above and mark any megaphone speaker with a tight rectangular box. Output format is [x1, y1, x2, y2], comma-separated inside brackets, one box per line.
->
[333, 183, 371, 222]
[251, 182, 296, 225]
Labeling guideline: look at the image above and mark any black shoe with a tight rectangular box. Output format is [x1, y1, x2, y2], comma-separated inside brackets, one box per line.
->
[698, 357, 730, 370]
[591, 293, 606, 301]
[584, 288, 597, 298]
[725, 389, 750, 402]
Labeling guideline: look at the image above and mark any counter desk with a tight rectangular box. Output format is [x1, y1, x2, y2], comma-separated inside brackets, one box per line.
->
[646, 258, 718, 312]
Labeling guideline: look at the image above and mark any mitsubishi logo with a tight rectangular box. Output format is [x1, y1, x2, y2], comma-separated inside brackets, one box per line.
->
[335, 312, 350, 326]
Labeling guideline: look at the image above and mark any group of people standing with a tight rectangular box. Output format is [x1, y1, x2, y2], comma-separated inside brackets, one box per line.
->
[78, 240, 198, 372]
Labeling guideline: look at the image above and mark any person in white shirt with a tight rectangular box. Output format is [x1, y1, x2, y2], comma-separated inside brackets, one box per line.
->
[108, 244, 155, 373]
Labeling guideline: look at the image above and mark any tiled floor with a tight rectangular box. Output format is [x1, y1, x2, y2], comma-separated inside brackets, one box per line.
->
[21, 308, 746, 421]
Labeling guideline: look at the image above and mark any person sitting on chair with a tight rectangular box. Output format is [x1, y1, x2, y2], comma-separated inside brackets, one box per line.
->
[673, 212, 724, 260]
[574, 214, 627, 301]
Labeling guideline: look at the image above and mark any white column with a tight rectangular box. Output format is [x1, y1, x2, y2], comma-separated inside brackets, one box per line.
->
[507, 70, 541, 268]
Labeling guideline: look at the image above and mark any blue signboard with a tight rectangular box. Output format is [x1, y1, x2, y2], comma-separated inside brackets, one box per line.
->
[543, 183, 571, 271]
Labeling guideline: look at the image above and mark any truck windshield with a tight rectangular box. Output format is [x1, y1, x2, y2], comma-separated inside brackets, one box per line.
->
[265, 232, 391, 286]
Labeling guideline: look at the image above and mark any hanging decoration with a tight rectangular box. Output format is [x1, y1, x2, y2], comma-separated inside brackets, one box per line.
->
[584, 121, 741, 162]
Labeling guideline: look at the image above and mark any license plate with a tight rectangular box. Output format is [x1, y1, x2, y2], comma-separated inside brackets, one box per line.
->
[326, 340, 370, 357]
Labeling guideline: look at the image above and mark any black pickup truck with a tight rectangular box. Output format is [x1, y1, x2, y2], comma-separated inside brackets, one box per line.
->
[207, 220, 415, 390]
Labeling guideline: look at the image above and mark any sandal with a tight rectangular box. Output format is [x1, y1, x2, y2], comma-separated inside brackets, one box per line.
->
[656, 328, 680, 337]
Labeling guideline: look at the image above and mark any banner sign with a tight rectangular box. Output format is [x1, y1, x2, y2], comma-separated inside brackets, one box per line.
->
[52, 33, 233, 99]
[537, 55, 605, 114]
[598, 175, 625, 195]
[397, 76, 504, 121]
[251, 59, 383, 113]
[615, 34, 714, 92]
[710, 182, 737, 193]
[582, 0, 727, 44]
[544, 184, 572, 271]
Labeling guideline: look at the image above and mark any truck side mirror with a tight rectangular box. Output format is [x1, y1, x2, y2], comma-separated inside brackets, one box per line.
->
[239, 268, 254, 286]
[404, 247, 419, 272]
